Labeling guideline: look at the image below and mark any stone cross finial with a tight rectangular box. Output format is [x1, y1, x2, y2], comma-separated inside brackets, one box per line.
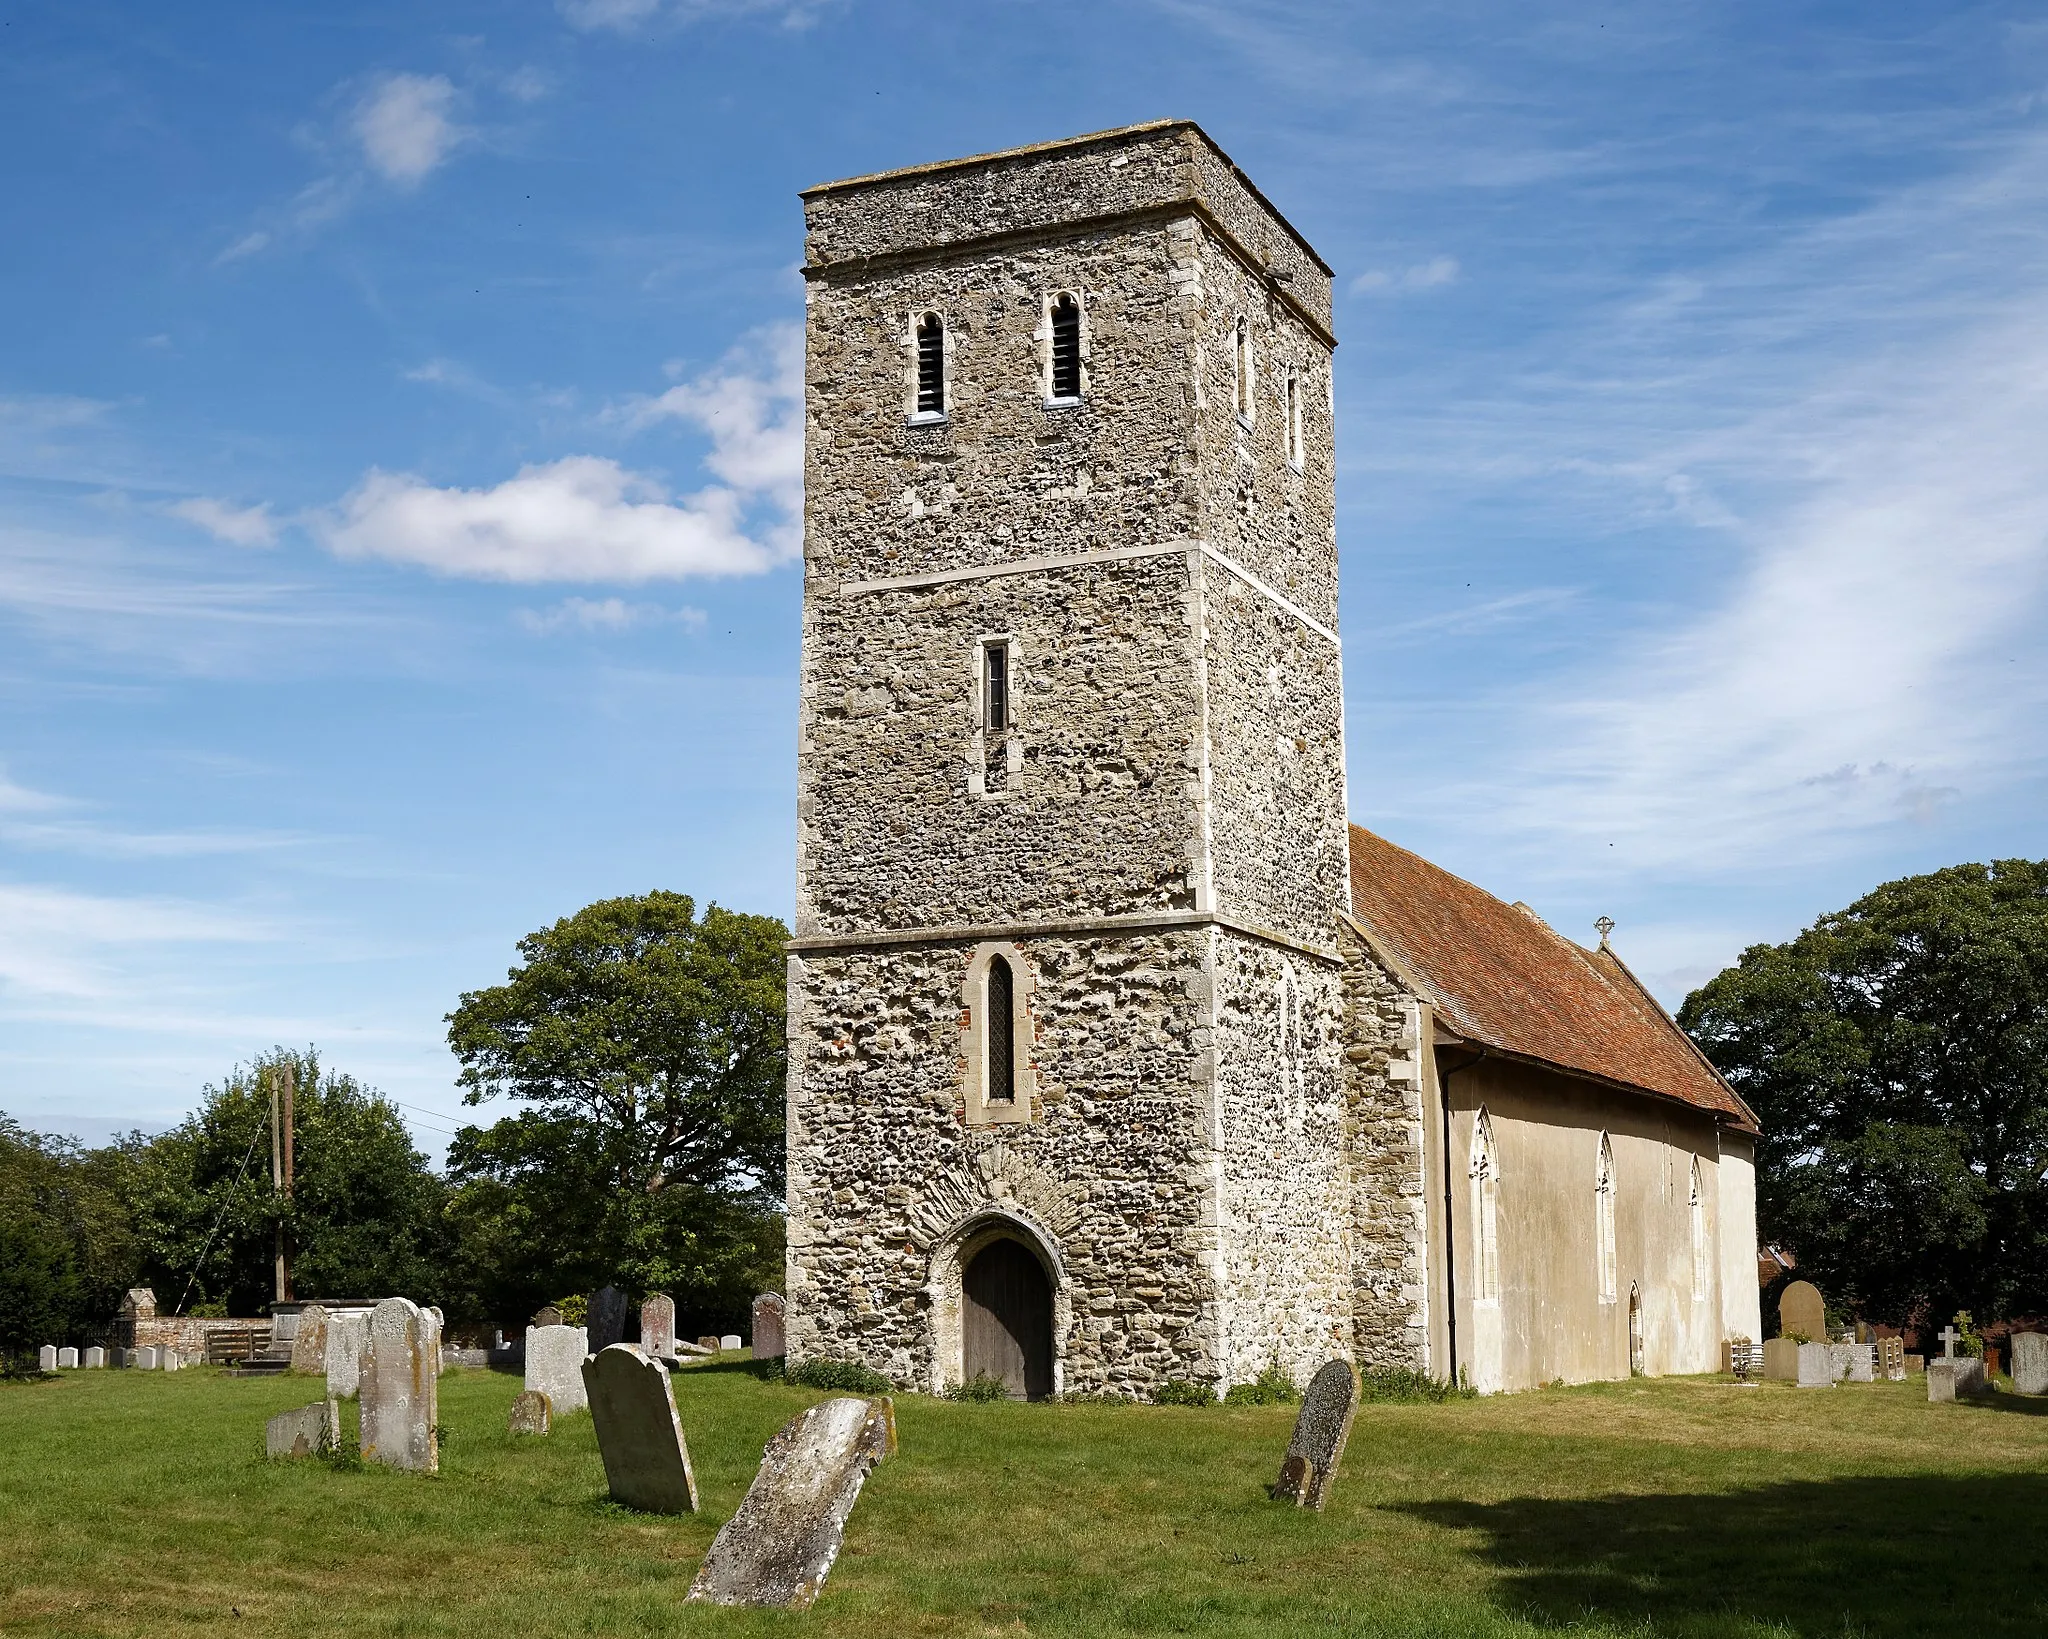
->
[1938, 1325, 1960, 1358]
[1594, 917, 1615, 947]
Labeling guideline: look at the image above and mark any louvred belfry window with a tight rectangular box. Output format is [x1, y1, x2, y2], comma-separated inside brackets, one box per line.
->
[1050, 294, 1082, 400]
[986, 956, 1015, 1103]
[916, 313, 945, 415]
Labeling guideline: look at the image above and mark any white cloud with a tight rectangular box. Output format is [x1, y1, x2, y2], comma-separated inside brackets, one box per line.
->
[322, 323, 802, 584]
[1350, 256, 1460, 297]
[353, 73, 464, 187]
[516, 597, 708, 633]
[0, 766, 65, 814]
[560, 0, 838, 31]
[0, 884, 279, 1000]
[169, 497, 278, 548]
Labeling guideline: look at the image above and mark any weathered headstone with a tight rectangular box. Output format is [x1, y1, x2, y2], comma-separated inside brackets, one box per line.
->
[136, 1346, 159, 1370]
[2011, 1332, 2047, 1396]
[1795, 1342, 1835, 1388]
[290, 1305, 329, 1374]
[1761, 1337, 1799, 1380]
[698, 1335, 722, 1351]
[266, 1400, 337, 1459]
[163, 1350, 181, 1372]
[508, 1389, 552, 1435]
[583, 1345, 699, 1513]
[641, 1294, 677, 1359]
[687, 1396, 895, 1609]
[37, 1345, 56, 1372]
[524, 1323, 591, 1415]
[1906, 1353, 1925, 1373]
[359, 1297, 438, 1473]
[1928, 1356, 1987, 1403]
[1778, 1281, 1827, 1343]
[1271, 1359, 1359, 1509]
[531, 1305, 562, 1330]
[1842, 1344, 1876, 1383]
[752, 1293, 787, 1360]
[587, 1286, 628, 1352]
[83, 1346, 106, 1369]
[57, 1347, 78, 1368]
[327, 1311, 369, 1400]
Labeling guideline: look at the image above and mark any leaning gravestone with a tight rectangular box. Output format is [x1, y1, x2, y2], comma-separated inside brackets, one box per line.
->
[508, 1389, 552, 1435]
[687, 1396, 896, 1609]
[587, 1286, 628, 1352]
[266, 1401, 336, 1459]
[290, 1305, 328, 1374]
[38, 1346, 56, 1372]
[1928, 1357, 1987, 1403]
[1778, 1280, 1827, 1342]
[2012, 1332, 2048, 1396]
[641, 1294, 677, 1360]
[524, 1324, 591, 1415]
[753, 1293, 787, 1360]
[583, 1345, 699, 1513]
[1272, 1359, 1359, 1509]
[327, 1312, 370, 1400]
[359, 1297, 438, 1473]
[57, 1347, 78, 1368]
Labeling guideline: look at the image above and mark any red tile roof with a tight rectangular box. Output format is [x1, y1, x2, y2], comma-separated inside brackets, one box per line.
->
[1346, 825, 1758, 1131]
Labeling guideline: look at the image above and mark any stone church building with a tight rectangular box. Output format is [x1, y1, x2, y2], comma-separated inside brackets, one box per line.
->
[783, 121, 1762, 1398]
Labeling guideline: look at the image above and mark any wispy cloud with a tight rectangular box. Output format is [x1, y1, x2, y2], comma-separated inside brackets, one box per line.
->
[559, 0, 839, 33]
[1351, 256, 1460, 298]
[352, 73, 466, 187]
[515, 597, 708, 633]
[0, 884, 280, 1000]
[169, 496, 278, 548]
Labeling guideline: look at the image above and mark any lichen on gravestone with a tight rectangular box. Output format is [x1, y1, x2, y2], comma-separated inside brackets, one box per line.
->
[582, 1345, 697, 1513]
[1271, 1359, 1359, 1510]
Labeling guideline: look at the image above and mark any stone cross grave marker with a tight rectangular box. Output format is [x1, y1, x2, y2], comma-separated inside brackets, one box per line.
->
[687, 1395, 895, 1610]
[752, 1293, 787, 1360]
[582, 1345, 699, 1514]
[1938, 1324, 1961, 1359]
[586, 1286, 628, 1353]
[266, 1401, 337, 1459]
[360, 1297, 438, 1473]
[290, 1305, 329, 1375]
[327, 1312, 369, 1400]
[57, 1347, 78, 1369]
[641, 1294, 677, 1360]
[1778, 1281, 1827, 1343]
[1271, 1360, 1360, 1509]
[508, 1389, 552, 1435]
[2011, 1333, 2047, 1396]
[37, 1346, 56, 1372]
[524, 1323, 590, 1414]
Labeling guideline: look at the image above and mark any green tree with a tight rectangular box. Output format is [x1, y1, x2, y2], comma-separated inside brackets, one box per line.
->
[445, 892, 787, 1333]
[1679, 859, 2048, 1328]
[0, 1115, 142, 1351]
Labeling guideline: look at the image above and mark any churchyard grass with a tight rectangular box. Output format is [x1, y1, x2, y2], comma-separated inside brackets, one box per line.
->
[2, 1361, 2044, 1637]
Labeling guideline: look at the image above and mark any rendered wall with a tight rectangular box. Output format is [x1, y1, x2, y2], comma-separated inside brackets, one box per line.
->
[1716, 1131, 1763, 1344]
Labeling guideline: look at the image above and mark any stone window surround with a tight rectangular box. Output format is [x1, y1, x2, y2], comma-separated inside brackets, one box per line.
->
[1038, 288, 1089, 407]
[960, 940, 1037, 1126]
[1469, 1108, 1501, 1307]
[1232, 313, 1256, 429]
[1595, 1131, 1619, 1305]
[905, 306, 951, 425]
[1688, 1155, 1708, 1303]
[968, 632, 1023, 800]
[1284, 365, 1304, 472]
[923, 1208, 1070, 1396]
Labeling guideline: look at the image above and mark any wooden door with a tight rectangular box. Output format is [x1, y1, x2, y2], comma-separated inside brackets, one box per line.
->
[963, 1238, 1053, 1400]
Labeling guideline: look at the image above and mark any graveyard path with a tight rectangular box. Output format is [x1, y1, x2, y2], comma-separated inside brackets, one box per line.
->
[0, 1362, 2043, 1636]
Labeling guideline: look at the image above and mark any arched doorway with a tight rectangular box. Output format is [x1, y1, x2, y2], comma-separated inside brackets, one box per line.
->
[963, 1237, 1053, 1400]
[1628, 1281, 1644, 1376]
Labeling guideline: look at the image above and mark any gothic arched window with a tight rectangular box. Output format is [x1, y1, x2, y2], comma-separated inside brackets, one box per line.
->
[915, 312, 946, 417]
[1470, 1110, 1500, 1305]
[986, 955, 1016, 1105]
[1690, 1157, 1708, 1301]
[1595, 1133, 1618, 1303]
[1049, 293, 1082, 401]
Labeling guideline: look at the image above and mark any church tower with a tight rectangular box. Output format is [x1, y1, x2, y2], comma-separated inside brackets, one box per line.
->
[785, 122, 1352, 1397]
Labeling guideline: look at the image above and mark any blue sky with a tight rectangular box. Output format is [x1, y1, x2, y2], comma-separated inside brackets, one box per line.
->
[4, 1, 2045, 1154]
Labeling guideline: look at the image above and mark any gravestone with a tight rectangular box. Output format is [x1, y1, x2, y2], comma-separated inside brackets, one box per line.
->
[582, 1345, 699, 1513]
[508, 1389, 552, 1435]
[38, 1346, 56, 1372]
[752, 1293, 787, 1360]
[587, 1286, 628, 1352]
[1937, 1323, 1961, 1358]
[531, 1305, 562, 1330]
[1271, 1359, 1360, 1510]
[1877, 1337, 1905, 1380]
[697, 1335, 722, 1351]
[1795, 1342, 1835, 1388]
[1842, 1344, 1876, 1383]
[1983, 1345, 2001, 1377]
[83, 1346, 106, 1369]
[1761, 1337, 1799, 1381]
[720, 1333, 743, 1352]
[687, 1396, 896, 1609]
[327, 1312, 369, 1400]
[359, 1297, 438, 1473]
[136, 1346, 159, 1370]
[113, 1349, 132, 1367]
[266, 1400, 336, 1459]
[2010, 1333, 2047, 1396]
[1778, 1280, 1827, 1343]
[524, 1324, 591, 1415]
[57, 1347, 78, 1368]
[1928, 1357, 1986, 1403]
[1906, 1353, 1924, 1372]
[163, 1351, 181, 1372]
[291, 1305, 329, 1374]
[641, 1294, 677, 1360]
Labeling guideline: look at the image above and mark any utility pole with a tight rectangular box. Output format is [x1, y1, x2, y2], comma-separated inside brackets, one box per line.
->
[281, 1061, 295, 1302]
[270, 1065, 288, 1306]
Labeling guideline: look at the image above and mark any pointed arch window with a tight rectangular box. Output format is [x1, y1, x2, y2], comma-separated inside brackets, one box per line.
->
[1470, 1110, 1500, 1305]
[986, 956, 1016, 1105]
[1049, 293, 1082, 402]
[963, 942, 1034, 1126]
[1689, 1157, 1708, 1302]
[1595, 1133, 1618, 1303]
[914, 312, 946, 418]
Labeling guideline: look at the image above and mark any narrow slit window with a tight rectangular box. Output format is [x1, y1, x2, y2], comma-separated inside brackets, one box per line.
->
[915, 313, 945, 416]
[986, 956, 1016, 1103]
[1690, 1158, 1707, 1301]
[984, 642, 1008, 733]
[1286, 368, 1302, 464]
[1050, 294, 1082, 400]
[1233, 317, 1251, 420]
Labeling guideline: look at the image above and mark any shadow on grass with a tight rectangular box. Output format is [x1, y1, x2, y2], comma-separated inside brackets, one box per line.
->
[1401, 1471, 2048, 1636]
